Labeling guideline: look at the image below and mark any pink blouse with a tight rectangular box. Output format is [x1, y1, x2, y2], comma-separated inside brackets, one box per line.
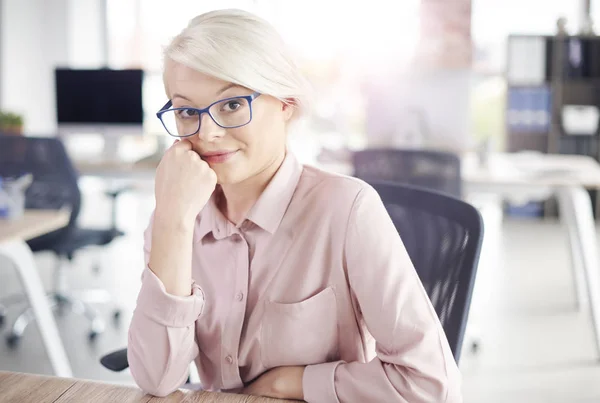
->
[128, 152, 462, 402]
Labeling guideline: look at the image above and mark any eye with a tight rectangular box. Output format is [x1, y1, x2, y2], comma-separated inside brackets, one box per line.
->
[222, 100, 242, 112]
[175, 108, 199, 119]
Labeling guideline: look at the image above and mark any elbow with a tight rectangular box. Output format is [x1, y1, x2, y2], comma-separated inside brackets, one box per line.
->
[440, 364, 463, 403]
[129, 365, 179, 397]
[140, 384, 178, 398]
[128, 349, 180, 397]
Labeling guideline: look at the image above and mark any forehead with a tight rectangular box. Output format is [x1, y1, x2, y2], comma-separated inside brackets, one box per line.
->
[163, 59, 242, 102]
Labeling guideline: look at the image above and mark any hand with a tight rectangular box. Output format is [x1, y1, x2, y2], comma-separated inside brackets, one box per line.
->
[242, 366, 305, 400]
[154, 139, 217, 224]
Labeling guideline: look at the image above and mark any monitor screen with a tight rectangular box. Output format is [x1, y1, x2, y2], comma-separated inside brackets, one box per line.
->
[55, 68, 144, 125]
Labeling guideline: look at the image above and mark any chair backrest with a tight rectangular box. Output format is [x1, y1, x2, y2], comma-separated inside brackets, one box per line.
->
[0, 135, 81, 233]
[353, 148, 462, 198]
[370, 181, 483, 362]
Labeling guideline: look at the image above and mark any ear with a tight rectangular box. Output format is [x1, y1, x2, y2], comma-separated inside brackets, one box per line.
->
[281, 99, 296, 122]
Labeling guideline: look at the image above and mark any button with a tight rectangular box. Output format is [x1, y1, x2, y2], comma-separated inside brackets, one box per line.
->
[225, 355, 233, 364]
[235, 292, 244, 301]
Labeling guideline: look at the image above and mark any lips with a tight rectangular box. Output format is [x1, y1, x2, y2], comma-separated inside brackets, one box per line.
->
[200, 150, 238, 164]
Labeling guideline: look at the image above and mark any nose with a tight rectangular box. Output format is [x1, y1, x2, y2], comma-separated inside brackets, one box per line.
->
[195, 112, 225, 142]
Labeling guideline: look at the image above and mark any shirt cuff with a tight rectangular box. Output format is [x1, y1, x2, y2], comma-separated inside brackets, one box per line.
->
[135, 267, 205, 328]
[303, 361, 343, 403]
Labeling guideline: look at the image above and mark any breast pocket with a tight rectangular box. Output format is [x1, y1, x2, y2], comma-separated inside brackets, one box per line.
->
[261, 287, 339, 368]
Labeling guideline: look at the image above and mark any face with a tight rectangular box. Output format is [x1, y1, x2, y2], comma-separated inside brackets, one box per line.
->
[162, 59, 294, 185]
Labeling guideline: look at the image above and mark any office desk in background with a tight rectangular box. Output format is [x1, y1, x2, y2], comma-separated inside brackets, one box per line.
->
[75, 158, 158, 179]
[462, 152, 600, 359]
[0, 371, 291, 403]
[0, 210, 73, 378]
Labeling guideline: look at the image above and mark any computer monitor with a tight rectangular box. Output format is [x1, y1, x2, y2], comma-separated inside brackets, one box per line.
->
[55, 68, 144, 136]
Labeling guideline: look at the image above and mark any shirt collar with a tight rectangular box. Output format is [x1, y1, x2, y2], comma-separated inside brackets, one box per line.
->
[195, 152, 302, 242]
[247, 152, 302, 234]
[195, 193, 229, 242]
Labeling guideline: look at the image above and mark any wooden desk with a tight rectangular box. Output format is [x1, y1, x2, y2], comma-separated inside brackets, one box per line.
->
[0, 371, 292, 403]
[0, 210, 73, 377]
[0, 210, 70, 243]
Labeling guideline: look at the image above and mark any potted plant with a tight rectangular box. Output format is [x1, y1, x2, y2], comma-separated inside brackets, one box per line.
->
[0, 111, 24, 135]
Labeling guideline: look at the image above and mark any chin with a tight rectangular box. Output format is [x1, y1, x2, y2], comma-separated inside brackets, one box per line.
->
[214, 170, 247, 185]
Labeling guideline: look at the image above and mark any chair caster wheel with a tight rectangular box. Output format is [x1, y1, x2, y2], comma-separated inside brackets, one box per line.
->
[471, 341, 480, 354]
[0, 313, 5, 329]
[88, 331, 99, 342]
[113, 310, 121, 323]
[6, 333, 21, 349]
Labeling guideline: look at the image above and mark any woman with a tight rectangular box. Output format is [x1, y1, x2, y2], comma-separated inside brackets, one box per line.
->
[128, 8, 462, 402]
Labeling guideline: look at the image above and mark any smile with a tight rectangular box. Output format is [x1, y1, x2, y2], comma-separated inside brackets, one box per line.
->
[200, 150, 238, 164]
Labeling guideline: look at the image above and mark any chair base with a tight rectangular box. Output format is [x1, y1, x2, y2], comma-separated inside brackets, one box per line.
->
[4, 289, 121, 348]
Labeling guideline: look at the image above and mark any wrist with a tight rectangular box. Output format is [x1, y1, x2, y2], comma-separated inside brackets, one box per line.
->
[273, 366, 305, 400]
[153, 208, 197, 233]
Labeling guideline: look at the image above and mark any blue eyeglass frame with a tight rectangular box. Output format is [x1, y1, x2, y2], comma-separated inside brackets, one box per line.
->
[156, 92, 261, 137]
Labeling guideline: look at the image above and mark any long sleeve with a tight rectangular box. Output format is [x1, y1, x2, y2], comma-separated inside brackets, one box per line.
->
[127, 217, 205, 397]
[303, 185, 462, 403]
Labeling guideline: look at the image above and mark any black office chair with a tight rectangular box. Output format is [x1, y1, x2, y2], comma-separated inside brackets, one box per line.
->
[0, 136, 125, 344]
[352, 148, 462, 198]
[100, 181, 483, 373]
[370, 181, 483, 361]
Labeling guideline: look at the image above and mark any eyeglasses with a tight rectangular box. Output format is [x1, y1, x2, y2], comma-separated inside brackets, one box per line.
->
[156, 92, 261, 138]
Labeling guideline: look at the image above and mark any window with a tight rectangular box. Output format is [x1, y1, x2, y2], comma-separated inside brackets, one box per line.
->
[106, 0, 421, 148]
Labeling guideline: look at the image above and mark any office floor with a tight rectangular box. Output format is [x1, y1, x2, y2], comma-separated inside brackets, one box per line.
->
[1, 178, 600, 402]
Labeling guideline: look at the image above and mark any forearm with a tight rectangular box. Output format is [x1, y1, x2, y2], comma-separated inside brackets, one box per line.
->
[304, 357, 461, 403]
[148, 210, 195, 296]
[128, 313, 197, 397]
[128, 268, 205, 397]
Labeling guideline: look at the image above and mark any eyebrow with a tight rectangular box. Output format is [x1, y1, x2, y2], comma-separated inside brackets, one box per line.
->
[171, 93, 192, 102]
[171, 83, 242, 103]
[216, 83, 240, 96]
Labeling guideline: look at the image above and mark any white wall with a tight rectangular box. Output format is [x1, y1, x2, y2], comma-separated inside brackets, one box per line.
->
[0, 0, 106, 134]
[67, 0, 106, 68]
[364, 69, 473, 151]
[1, 0, 68, 134]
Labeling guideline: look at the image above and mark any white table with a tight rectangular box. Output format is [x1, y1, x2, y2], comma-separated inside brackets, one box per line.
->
[0, 210, 73, 377]
[462, 152, 600, 359]
[320, 151, 600, 358]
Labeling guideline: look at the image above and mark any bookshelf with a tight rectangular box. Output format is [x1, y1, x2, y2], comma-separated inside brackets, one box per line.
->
[506, 33, 600, 218]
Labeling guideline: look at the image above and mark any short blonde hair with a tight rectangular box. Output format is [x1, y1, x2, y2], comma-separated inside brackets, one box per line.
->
[164, 9, 312, 118]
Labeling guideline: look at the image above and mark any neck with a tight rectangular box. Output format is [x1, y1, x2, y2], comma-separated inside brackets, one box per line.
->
[219, 151, 286, 225]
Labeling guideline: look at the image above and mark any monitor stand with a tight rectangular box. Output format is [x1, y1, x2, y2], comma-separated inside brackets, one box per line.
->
[132, 136, 171, 169]
[57, 124, 145, 162]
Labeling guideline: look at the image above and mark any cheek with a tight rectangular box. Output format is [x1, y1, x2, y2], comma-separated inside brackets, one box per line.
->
[234, 118, 285, 155]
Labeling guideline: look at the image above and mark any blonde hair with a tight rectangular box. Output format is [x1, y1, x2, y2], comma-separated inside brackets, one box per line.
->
[164, 9, 312, 118]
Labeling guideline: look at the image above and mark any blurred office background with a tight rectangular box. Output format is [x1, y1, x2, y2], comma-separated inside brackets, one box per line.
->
[2, 0, 600, 402]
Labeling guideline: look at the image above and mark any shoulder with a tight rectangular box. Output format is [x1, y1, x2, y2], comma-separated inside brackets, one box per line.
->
[295, 163, 382, 216]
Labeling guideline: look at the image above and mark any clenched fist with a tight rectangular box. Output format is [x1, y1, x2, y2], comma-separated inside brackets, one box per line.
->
[154, 140, 217, 224]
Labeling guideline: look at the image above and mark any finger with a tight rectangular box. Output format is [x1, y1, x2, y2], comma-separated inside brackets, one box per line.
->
[166, 139, 179, 149]
[172, 139, 192, 151]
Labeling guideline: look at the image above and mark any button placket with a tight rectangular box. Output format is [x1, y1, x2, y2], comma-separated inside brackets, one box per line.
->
[220, 232, 250, 389]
